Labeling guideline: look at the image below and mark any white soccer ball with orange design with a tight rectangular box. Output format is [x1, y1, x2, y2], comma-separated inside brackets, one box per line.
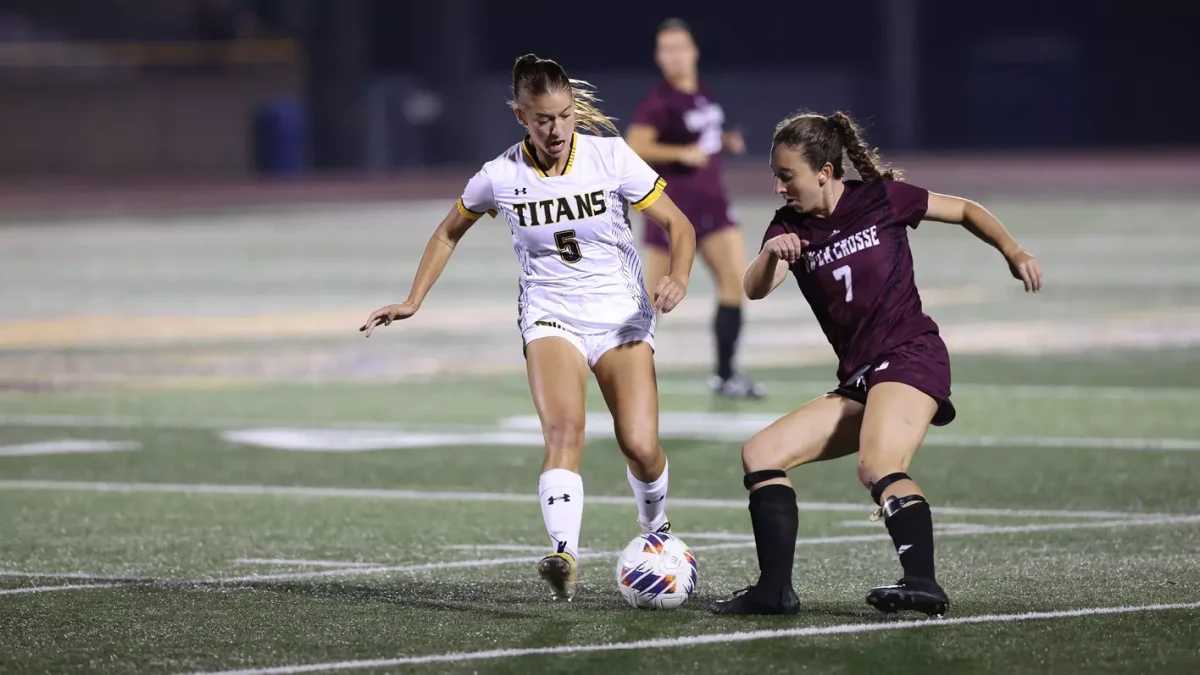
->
[615, 532, 697, 609]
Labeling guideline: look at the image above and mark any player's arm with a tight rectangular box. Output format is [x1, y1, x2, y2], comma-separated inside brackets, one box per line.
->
[641, 193, 696, 310]
[361, 204, 478, 336]
[362, 169, 495, 336]
[721, 128, 746, 155]
[404, 204, 477, 308]
[625, 124, 703, 166]
[744, 228, 802, 300]
[743, 247, 791, 300]
[924, 192, 1043, 292]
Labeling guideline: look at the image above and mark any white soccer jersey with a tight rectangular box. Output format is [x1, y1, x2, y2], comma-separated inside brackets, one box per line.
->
[456, 132, 667, 335]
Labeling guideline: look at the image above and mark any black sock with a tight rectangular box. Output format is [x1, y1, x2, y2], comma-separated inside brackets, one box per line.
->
[884, 500, 936, 581]
[714, 304, 742, 380]
[748, 483, 798, 596]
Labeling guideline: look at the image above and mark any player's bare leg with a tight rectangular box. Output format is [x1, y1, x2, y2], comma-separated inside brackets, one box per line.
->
[710, 394, 864, 615]
[857, 381, 948, 617]
[699, 226, 764, 399]
[592, 340, 670, 535]
[526, 337, 589, 601]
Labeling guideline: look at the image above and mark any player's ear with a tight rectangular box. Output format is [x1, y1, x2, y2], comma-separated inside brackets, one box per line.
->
[817, 163, 832, 186]
[513, 107, 527, 128]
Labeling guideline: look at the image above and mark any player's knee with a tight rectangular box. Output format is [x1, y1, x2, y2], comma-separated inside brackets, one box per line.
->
[543, 418, 585, 455]
[616, 429, 659, 466]
[741, 435, 782, 473]
[856, 456, 909, 490]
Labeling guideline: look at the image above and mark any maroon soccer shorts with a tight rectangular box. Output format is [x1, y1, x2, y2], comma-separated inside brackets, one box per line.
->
[832, 331, 956, 426]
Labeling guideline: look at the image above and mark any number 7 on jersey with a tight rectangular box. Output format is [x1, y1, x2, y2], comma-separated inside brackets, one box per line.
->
[832, 264, 853, 302]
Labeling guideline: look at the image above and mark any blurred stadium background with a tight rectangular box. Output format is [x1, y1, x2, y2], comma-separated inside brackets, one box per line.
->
[2, 2, 1199, 673]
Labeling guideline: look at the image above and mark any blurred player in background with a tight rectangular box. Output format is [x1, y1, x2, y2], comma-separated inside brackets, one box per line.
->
[625, 18, 764, 400]
[710, 110, 1043, 617]
[361, 54, 697, 603]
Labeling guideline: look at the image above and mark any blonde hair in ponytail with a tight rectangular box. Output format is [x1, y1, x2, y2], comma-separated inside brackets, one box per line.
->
[510, 53, 618, 136]
[567, 78, 619, 136]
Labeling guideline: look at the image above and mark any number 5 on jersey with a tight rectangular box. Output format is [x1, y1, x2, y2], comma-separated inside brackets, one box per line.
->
[554, 229, 582, 263]
[832, 264, 853, 302]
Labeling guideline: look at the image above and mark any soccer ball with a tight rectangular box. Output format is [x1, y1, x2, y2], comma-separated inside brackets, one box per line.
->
[615, 531, 697, 609]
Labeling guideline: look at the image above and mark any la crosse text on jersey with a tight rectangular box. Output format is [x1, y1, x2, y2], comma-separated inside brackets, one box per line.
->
[803, 226, 881, 273]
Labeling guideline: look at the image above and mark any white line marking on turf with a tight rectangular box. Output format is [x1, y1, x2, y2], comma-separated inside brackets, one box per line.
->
[212, 513, 1200, 584]
[176, 600, 1200, 675]
[0, 480, 1154, 521]
[927, 435, 1200, 452]
[656, 380, 1200, 401]
[7, 411, 1200, 453]
[6, 514, 1199, 591]
[0, 570, 137, 580]
[231, 558, 379, 569]
[0, 583, 119, 596]
[686, 514, 1200, 553]
[440, 544, 597, 553]
[0, 439, 140, 457]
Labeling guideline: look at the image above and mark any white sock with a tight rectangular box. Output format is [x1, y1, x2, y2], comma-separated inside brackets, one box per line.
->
[627, 460, 669, 531]
[538, 468, 584, 560]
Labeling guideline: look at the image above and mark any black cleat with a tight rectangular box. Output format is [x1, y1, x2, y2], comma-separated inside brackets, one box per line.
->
[866, 577, 949, 617]
[709, 585, 800, 615]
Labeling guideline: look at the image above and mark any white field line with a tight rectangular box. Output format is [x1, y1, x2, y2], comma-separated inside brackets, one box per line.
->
[5, 514, 1199, 591]
[176, 600, 1200, 675]
[440, 544, 597, 553]
[0, 440, 141, 457]
[657, 380, 1200, 401]
[0, 479, 1155, 521]
[927, 435, 1200, 452]
[0, 570, 143, 580]
[5, 412, 1200, 453]
[0, 583, 119, 596]
[683, 514, 1200, 553]
[0, 413, 482, 432]
[231, 558, 379, 569]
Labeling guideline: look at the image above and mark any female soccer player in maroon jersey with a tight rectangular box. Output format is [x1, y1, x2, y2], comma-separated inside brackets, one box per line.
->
[710, 111, 1043, 617]
[625, 19, 764, 400]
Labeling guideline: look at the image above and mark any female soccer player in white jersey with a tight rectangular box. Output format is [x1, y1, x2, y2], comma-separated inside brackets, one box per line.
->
[360, 54, 697, 602]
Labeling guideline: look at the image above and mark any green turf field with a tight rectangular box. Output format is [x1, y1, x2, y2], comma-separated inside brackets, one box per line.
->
[2, 196, 1199, 673]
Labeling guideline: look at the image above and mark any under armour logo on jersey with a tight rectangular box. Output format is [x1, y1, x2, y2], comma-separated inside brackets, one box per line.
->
[547, 494, 571, 505]
[515, 187, 527, 195]
[877, 361, 890, 372]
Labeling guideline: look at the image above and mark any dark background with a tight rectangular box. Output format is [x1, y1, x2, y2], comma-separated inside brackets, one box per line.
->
[0, 0, 1192, 178]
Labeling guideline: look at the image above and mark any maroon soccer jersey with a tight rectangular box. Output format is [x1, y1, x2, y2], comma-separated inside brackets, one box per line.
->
[631, 79, 728, 211]
[763, 179, 940, 381]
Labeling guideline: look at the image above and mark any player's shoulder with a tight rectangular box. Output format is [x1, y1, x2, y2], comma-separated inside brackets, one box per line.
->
[475, 140, 527, 179]
[574, 133, 633, 169]
[578, 132, 626, 154]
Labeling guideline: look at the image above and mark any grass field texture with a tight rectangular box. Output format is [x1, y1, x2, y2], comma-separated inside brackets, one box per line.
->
[2, 195, 1198, 673]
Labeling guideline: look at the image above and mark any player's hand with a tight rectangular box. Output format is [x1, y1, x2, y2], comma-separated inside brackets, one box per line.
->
[763, 233, 808, 265]
[652, 275, 687, 314]
[677, 144, 709, 168]
[360, 301, 419, 337]
[1005, 250, 1043, 293]
[723, 130, 746, 155]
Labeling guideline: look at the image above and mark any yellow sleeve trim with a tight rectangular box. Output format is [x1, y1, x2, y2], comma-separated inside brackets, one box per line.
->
[456, 198, 496, 221]
[631, 177, 667, 211]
